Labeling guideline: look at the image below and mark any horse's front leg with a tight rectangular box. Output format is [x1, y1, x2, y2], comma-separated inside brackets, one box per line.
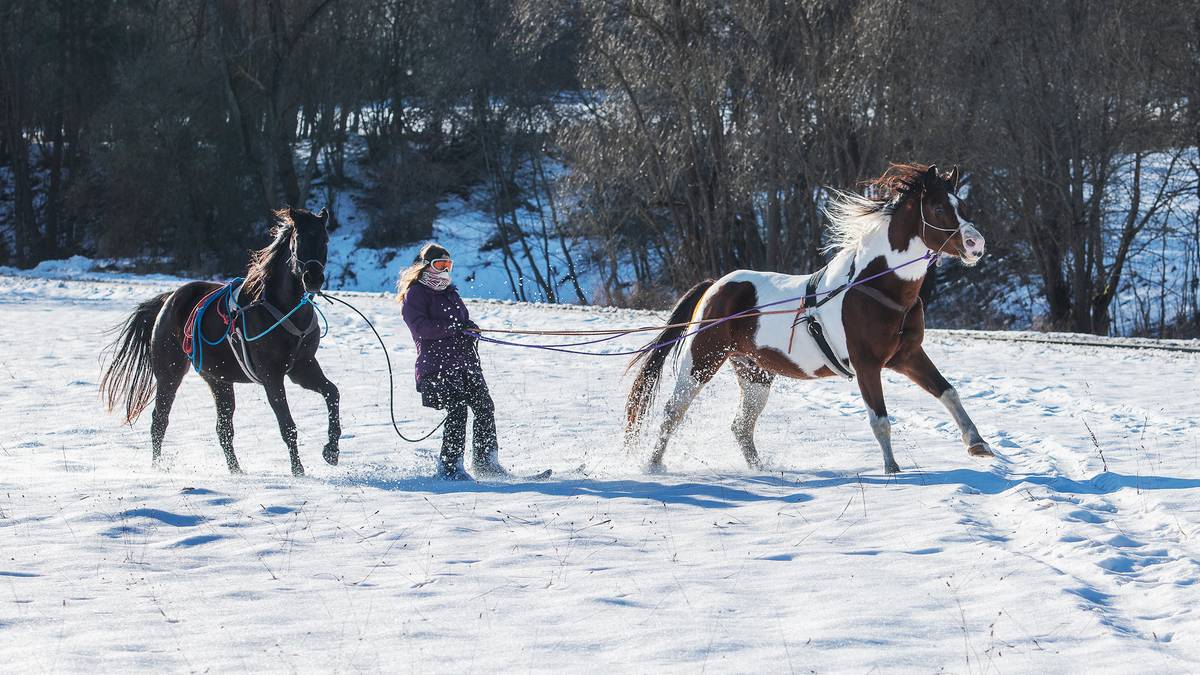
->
[262, 375, 305, 476]
[856, 364, 901, 474]
[891, 347, 993, 457]
[288, 358, 341, 466]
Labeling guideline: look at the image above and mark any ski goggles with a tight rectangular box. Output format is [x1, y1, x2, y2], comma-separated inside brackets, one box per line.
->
[424, 258, 453, 272]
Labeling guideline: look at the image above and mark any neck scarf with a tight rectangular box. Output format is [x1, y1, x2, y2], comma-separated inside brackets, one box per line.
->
[419, 268, 451, 291]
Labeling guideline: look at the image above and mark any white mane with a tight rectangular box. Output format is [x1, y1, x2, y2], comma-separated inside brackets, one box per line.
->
[820, 187, 892, 254]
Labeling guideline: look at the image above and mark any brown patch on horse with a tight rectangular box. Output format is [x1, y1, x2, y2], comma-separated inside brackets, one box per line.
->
[696, 280, 836, 380]
[842, 255, 924, 368]
[684, 280, 759, 381]
[753, 347, 834, 379]
[857, 163, 963, 256]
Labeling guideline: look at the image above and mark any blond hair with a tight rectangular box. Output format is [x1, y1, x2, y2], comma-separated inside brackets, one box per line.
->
[396, 243, 451, 303]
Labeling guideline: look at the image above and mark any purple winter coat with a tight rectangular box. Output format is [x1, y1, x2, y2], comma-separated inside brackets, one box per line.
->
[401, 282, 479, 385]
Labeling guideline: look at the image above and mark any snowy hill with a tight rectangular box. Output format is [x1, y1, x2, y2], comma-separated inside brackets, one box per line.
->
[1, 271, 1199, 671]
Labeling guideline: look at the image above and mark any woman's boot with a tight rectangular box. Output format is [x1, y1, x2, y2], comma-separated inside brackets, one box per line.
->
[437, 448, 471, 480]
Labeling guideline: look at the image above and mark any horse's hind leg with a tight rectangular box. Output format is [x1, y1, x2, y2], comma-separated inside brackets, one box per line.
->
[648, 348, 727, 472]
[205, 378, 241, 474]
[262, 375, 304, 476]
[288, 358, 341, 466]
[730, 357, 773, 470]
[150, 360, 187, 468]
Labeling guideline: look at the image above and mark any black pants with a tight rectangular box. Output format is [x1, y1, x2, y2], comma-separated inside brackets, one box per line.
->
[419, 366, 498, 466]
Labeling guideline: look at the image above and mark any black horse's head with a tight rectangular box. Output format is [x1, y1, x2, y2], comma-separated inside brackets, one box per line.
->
[288, 206, 332, 293]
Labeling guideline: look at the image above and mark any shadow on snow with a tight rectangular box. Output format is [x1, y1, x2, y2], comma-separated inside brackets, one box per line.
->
[337, 474, 813, 509]
[334, 466, 1200, 508]
[746, 468, 1200, 496]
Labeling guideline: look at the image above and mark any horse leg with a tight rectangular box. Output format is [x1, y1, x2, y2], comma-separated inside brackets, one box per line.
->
[856, 364, 901, 474]
[288, 359, 341, 466]
[730, 356, 773, 470]
[262, 375, 304, 476]
[204, 378, 241, 474]
[648, 348, 727, 472]
[891, 348, 993, 457]
[150, 360, 187, 468]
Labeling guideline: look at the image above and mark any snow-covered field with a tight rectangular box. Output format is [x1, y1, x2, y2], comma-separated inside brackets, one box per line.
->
[2, 270, 1199, 672]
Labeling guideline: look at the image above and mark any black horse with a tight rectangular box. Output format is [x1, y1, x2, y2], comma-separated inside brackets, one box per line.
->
[101, 207, 339, 476]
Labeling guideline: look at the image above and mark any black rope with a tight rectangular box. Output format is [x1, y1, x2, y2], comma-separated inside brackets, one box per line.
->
[317, 291, 448, 443]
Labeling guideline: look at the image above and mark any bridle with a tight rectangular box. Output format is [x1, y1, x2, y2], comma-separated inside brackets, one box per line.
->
[287, 230, 327, 294]
[918, 193, 964, 260]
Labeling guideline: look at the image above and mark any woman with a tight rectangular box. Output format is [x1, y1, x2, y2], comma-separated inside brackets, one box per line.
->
[399, 243, 507, 480]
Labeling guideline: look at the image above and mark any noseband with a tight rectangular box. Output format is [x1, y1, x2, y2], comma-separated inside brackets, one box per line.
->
[298, 258, 325, 292]
[918, 194, 964, 259]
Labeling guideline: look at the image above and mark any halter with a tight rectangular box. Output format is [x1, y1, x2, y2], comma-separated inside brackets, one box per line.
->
[918, 194, 964, 260]
[298, 258, 326, 293]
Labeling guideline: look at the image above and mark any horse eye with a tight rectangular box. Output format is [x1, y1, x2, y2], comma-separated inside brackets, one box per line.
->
[935, 207, 945, 215]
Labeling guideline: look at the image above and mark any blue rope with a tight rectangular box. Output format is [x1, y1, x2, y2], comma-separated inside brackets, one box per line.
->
[188, 277, 321, 372]
[188, 279, 242, 373]
[312, 299, 329, 338]
[239, 293, 315, 342]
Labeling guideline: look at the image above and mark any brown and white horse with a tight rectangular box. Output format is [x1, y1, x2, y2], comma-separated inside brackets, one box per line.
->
[626, 164, 993, 474]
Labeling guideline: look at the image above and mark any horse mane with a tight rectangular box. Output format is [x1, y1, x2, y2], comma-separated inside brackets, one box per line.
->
[241, 209, 296, 299]
[821, 163, 930, 254]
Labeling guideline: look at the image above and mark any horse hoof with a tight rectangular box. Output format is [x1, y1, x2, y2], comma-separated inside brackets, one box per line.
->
[968, 442, 994, 457]
[885, 463, 901, 474]
[291, 465, 305, 477]
[228, 466, 244, 475]
[323, 446, 339, 466]
[645, 461, 667, 475]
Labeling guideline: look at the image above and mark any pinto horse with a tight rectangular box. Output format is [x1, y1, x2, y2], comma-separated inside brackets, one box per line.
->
[100, 207, 339, 476]
[626, 164, 993, 474]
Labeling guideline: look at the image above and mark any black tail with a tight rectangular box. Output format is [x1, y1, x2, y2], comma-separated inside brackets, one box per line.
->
[625, 280, 714, 434]
[100, 293, 170, 425]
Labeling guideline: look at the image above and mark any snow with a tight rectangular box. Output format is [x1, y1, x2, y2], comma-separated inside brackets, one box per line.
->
[2, 270, 1199, 671]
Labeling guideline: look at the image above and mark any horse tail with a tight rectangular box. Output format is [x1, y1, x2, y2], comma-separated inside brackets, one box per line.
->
[100, 293, 170, 425]
[625, 280, 714, 434]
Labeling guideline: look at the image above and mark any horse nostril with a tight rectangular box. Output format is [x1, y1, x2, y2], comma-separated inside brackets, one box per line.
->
[965, 238, 978, 248]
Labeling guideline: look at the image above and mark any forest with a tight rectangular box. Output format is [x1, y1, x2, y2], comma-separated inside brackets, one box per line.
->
[1, 0, 1197, 336]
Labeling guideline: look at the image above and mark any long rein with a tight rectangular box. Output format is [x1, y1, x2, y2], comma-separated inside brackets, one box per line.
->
[463, 250, 939, 356]
[313, 208, 954, 441]
[464, 195, 959, 356]
[315, 291, 448, 443]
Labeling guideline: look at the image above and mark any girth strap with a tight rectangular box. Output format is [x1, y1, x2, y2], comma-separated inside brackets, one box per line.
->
[224, 283, 320, 384]
[850, 284, 908, 313]
[786, 264, 856, 379]
[809, 322, 854, 378]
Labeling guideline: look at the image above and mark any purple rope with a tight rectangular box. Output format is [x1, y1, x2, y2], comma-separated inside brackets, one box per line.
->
[465, 252, 936, 357]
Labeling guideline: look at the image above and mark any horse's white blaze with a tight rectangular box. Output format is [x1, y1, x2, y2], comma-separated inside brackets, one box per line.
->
[949, 194, 985, 261]
[687, 210, 931, 377]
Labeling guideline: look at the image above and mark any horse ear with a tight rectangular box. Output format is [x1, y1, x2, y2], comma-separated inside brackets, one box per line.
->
[922, 165, 940, 191]
[946, 165, 961, 191]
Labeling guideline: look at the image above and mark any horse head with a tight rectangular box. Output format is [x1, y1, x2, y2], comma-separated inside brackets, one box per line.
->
[910, 165, 985, 266]
[288, 206, 332, 293]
